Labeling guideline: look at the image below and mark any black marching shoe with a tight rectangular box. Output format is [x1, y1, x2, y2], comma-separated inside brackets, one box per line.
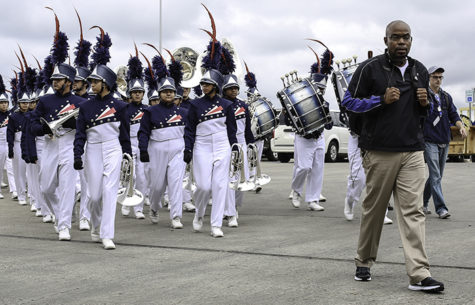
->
[408, 277, 444, 292]
[354, 267, 371, 281]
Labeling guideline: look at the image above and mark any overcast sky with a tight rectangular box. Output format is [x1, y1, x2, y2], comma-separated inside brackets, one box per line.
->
[1, 0, 474, 112]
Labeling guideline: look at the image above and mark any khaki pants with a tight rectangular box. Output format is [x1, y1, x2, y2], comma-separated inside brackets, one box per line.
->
[355, 150, 431, 284]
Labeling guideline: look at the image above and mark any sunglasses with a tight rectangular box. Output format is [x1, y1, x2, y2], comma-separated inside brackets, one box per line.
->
[430, 76, 444, 80]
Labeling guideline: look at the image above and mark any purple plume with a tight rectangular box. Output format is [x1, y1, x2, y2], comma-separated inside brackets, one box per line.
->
[193, 85, 202, 97]
[201, 40, 222, 71]
[126, 56, 143, 83]
[218, 47, 235, 75]
[320, 49, 334, 75]
[90, 33, 112, 70]
[0, 75, 5, 95]
[74, 39, 92, 68]
[42, 56, 54, 85]
[51, 31, 69, 65]
[168, 60, 183, 87]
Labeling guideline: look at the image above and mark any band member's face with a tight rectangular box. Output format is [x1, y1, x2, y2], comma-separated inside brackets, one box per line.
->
[0, 101, 8, 112]
[160, 89, 176, 103]
[73, 80, 85, 91]
[28, 101, 37, 110]
[224, 87, 239, 100]
[90, 79, 103, 94]
[149, 98, 160, 106]
[201, 83, 214, 95]
[52, 78, 67, 91]
[19, 102, 29, 112]
[174, 97, 182, 105]
[183, 87, 191, 99]
[130, 91, 144, 103]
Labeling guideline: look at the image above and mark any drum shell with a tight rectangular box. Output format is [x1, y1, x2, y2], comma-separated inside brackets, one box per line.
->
[277, 78, 331, 136]
[249, 98, 278, 140]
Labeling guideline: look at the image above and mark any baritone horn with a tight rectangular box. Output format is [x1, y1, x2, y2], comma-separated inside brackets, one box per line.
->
[117, 153, 144, 206]
[172, 47, 203, 88]
[247, 143, 271, 187]
[229, 144, 255, 191]
[114, 65, 128, 97]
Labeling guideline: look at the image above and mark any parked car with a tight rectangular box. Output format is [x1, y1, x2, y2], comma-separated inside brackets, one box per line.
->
[270, 110, 349, 162]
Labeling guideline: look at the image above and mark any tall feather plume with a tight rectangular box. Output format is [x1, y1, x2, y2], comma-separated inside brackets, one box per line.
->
[308, 45, 321, 74]
[201, 4, 217, 60]
[143, 43, 169, 80]
[15, 52, 24, 73]
[218, 47, 235, 75]
[0, 75, 6, 95]
[24, 67, 38, 95]
[193, 85, 202, 97]
[73, 9, 91, 68]
[10, 77, 18, 104]
[18, 45, 29, 69]
[42, 55, 54, 85]
[33, 56, 42, 70]
[17, 70, 27, 99]
[244, 61, 257, 89]
[320, 49, 334, 75]
[89, 26, 112, 70]
[164, 48, 183, 87]
[200, 4, 222, 71]
[35, 69, 46, 93]
[140, 52, 158, 92]
[126, 44, 143, 83]
[46, 7, 69, 65]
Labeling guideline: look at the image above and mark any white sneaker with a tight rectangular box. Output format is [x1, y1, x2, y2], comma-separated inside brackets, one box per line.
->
[1, 182, 7, 188]
[344, 198, 354, 221]
[42, 214, 53, 223]
[91, 228, 101, 242]
[135, 211, 145, 219]
[171, 217, 183, 229]
[227, 216, 238, 228]
[79, 219, 90, 231]
[144, 197, 151, 206]
[193, 215, 203, 232]
[291, 191, 301, 208]
[288, 190, 293, 199]
[58, 228, 71, 241]
[319, 194, 327, 202]
[208, 198, 213, 206]
[149, 209, 159, 224]
[121, 205, 130, 216]
[102, 238, 116, 250]
[18, 199, 27, 206]
[163, 194, 170, 206]
[35, 209, 43, 217]
[30, 204, 37, 212]
[308, 201, 324, 211]
[12, 191, 18, 200]
[384, 216, 393, 225]
[183, 201, 196, 212]
[210, 226, 224, 238]
[54, 224, 59, 234]
[0, 193, 4, 199]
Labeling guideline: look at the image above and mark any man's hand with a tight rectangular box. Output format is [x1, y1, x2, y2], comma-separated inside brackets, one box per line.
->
[383, 87, 400, 104]
[416, 88, 428, 106]
[460, 126, 468, 139]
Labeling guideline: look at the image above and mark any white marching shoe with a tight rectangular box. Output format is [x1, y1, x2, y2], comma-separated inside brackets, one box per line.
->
[18, 199, 27, 206]
[135, 211, 145, 219]
[291, 190, 301, 208]
[0, 193, 4, 199]
[149, 209, 159, 224]
[308, 201, 324, 211]
[210, 226, 224, 238]
[79, 219, 90, 231]
[91, 228, 101, 243]
[193, 215, 203, 232]
[58, 228, 71, 241]
[12, 191, 18, 200]
[384, 216, 393, 225]
[171, 217, 183, 229]
[30, 204, 37, 212]
[121, 206, 130, 216]
[344, 198, 354, 221]
[42, 214, 54, 223]
[183, 201, 196, 212]
[319, 194, 327, 202]
[35, 209, 43, 217]
[144, 197, 151, 206]
[227, 216, 238, 228]
[102, 239, 116, 250]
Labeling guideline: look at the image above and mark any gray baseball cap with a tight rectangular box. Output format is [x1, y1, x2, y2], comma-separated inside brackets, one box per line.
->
[428, 66, 445, 74]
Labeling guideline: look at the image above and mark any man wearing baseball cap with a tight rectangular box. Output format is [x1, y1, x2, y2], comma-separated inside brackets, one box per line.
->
[423, 66, 467, 218]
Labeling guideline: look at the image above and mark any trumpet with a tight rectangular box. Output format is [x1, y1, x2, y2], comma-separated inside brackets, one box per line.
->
[117, 153, 144, 207]
[40, 107, 80, 137]
[247, 143, 271, 187]
[229, 143, 255, 191]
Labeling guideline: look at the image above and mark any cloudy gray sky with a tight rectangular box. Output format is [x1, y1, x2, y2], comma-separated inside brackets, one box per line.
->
[1, 0, 474, 111]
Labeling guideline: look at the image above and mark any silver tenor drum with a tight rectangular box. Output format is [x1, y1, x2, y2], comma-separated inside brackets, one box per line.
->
[276, 71, 331, 136]
[248, 96, 279, 140]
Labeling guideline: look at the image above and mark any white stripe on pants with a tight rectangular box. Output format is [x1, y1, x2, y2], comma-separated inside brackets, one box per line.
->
[193, 131, 231, 227]
[85, 139, 121, 239]
[149, 138, 185, 219]
[5, 158, 16, 193]
[291, 134, 325, 203]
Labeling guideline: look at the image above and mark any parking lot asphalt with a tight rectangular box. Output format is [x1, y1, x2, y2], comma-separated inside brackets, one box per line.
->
[1, 160, 474, 305]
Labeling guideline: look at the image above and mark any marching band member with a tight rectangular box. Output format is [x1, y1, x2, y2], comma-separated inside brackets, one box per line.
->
[0, 75, 10, 200]
[6, 77, 18, 200]
[184, 5, 238, 237]
[73, 27, 131, 250]
[121, 48, 147, 220]
[30, 19, 86, 241]
[139, 75, 187, 228]
[223, 74, 255, 227]
[288, 47, 334, 211]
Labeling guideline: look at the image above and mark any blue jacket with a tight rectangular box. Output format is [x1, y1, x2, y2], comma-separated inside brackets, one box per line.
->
[7, 110, 27, 154]
[138, 102, 188, 153]
[0, 110, 10, 142]
[184, 94, 237, 152]
[423, 88, 461, 144]
[20, 111, 34, 163]
[126, 102, 148, 136]
[73, 93, 132, 160]
[230, 97, 255, 145]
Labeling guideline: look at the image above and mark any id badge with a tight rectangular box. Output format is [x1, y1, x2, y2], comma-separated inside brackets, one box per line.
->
[433, 116, 440, 126]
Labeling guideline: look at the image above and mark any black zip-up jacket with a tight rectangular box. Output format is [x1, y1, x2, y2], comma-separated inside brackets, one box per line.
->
[341, 52, 429, 152]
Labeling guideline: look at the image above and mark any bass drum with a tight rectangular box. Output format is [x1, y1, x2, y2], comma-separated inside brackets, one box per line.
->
[249, 97, 278, 140]
[276, 78, 331, 136]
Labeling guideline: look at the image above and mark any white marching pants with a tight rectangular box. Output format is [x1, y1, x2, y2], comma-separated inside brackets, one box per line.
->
[291, 134, 325, 203]
[40, 133, 77, 230]
[224, 141, 248, 216]
[182, 165, 193, 203]
[5, 158, 16, 193]
[79, 169, 91, 221]
[149, 138, 185, 219]
[0, 141, 7, 193]
[346, 134, 365, 207]
[249, 139, 264, 178]
[193, 132, 231, 227]
[12, 137, 27, 201]
[85, 139, 122, 239]
[131, 137, 147, 213]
